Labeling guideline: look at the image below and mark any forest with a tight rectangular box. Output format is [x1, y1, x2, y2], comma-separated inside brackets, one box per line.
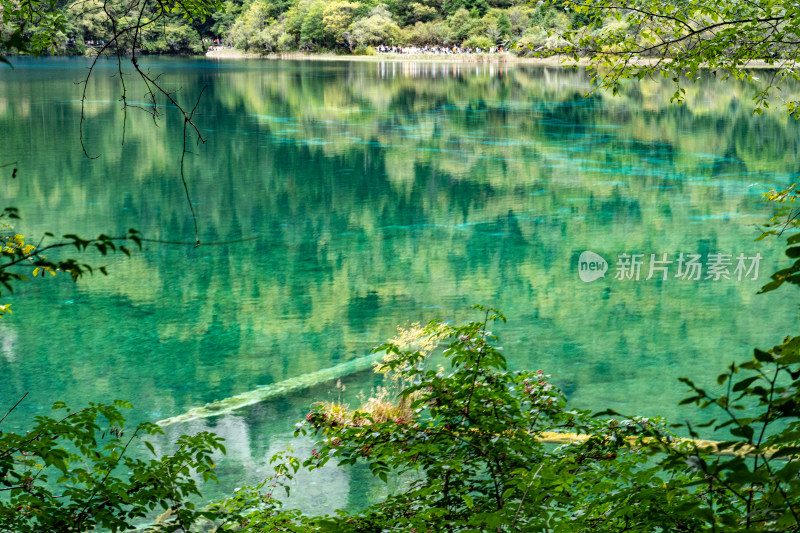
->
[0, 0, 581, 55]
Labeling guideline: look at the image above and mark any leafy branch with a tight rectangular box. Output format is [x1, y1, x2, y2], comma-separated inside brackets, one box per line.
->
[0, 210, 143, 303]
[536, 0, 800, 115]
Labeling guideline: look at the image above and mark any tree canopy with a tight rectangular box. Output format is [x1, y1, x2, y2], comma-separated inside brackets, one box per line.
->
[0, 0, 219, 60]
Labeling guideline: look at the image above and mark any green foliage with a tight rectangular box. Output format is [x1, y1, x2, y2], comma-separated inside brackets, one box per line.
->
[64, 0, 113, 47]
[495, 12, 510, 38]
[661, 335, 800, 530]
[467, 11, 509, 46]
[0, 400, 233, 532]
[527, 4, 569, 29]
[385, 0, 441, 27]
[209, 0, 246, 37]
[228, 0, 276, 50]
[213, 305, 800, 531]
[142, 21, 206, 53]
[0, 0, 68, 56]
[323, 1, 361, 49]
[535, 0, 800, 117]
[1, 0, 220, 58]
[0, 208, 142, 306]
[207, 452, 316, 531]
[351, 44, 377, 54]
[283, 0, 312, 41]
[6, 305, 800, 531]
[215, 0, 535, 52]
[602, 334, 800, 532]
[300, 0, 327, 47]
[462, 34, 492, 50]
[446, 8, 473, 44]
[346, 5, 402, 48]
[756, 189, 800, 297]
[505, 6, 529, 36]
[442, 0, 486, 18]
[281, 307, 693, 531]
[405, 20, 447, 45]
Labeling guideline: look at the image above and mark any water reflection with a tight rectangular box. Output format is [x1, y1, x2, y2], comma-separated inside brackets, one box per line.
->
[153, 399, 375, 512]
[0, 57, 799, 508]
[374, 60, 510, 79]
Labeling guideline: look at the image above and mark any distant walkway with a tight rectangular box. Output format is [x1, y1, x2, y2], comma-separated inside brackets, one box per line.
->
[376, 44, 507, 55]
[205, 48, 551, 64]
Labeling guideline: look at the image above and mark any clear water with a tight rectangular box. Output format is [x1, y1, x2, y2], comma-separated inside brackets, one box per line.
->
[0, 56, 798, 511]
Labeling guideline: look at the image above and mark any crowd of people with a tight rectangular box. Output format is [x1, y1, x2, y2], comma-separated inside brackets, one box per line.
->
[376, 44, 506, 54]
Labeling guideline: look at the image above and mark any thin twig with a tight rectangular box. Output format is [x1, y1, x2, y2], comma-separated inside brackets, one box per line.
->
[512, 463, 544, 528]
[180, 85, 207, 247]
[0, 392, 28, 425]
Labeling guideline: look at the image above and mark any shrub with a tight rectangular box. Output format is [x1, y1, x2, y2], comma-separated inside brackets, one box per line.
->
[246, 307, 800, 531]
[406, 20, 448, 46]
[0, 400, 232, 532]
[346, 5, 402, 48]
[446, 7, 473, 43]
[20, 308, 797, 532]
[462, 34, 492, 50]
[284, 307, 687, 531]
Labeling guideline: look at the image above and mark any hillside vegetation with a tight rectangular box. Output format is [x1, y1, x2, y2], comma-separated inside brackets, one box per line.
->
[0, 0, 583, 55]
[222, 0, 581, 54]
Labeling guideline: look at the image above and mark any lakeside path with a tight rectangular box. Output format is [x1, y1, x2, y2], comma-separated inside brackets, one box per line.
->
[204, 48, 785, 69]
[205, 47, 585, 66]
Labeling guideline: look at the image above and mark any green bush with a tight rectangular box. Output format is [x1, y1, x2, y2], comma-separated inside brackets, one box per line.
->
[461, 34, 492, 50]
[6, 306, 800, 531]
[352, 44, 377, 55]
[142, 22, 205, 54]
[0, 401, 231, 532]
[268, 307, 696, 531]
[346, 5, 403, 49]
[446, 7, 473, 43]
[232, 306, 800, 531]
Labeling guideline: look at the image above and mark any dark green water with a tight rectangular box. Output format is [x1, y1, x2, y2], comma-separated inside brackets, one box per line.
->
[1, 56, 799, 511]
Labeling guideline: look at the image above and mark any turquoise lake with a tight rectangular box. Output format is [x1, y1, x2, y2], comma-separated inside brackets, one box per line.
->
[1, 56, 799, 510]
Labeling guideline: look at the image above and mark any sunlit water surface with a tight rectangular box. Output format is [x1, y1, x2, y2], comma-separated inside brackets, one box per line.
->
[1, 56, 799, 511]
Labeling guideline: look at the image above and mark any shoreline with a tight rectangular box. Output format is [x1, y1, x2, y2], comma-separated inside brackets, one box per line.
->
[204, 48, 586, 66]
[204, 48, 786, 69]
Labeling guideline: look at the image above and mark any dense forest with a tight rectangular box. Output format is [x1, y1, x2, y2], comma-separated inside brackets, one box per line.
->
[219, 0, 582, 54]
[1, 0, 583, 55]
